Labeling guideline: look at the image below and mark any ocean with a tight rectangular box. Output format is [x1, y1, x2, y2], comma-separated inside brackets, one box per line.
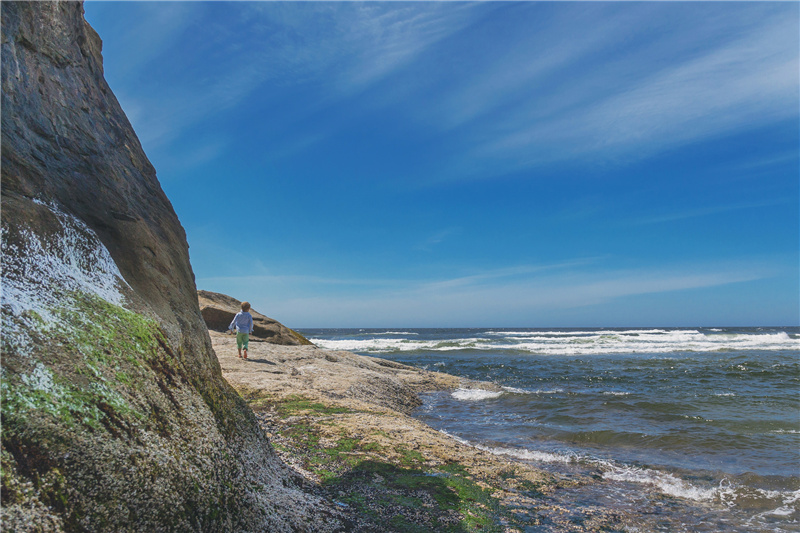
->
[300, 327, 800, 532]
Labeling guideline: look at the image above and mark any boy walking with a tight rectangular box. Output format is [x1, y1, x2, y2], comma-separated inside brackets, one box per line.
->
[229, 301, 254, 359]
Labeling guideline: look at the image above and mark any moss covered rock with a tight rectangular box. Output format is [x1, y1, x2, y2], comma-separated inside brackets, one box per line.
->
[1, 2, 342, 531]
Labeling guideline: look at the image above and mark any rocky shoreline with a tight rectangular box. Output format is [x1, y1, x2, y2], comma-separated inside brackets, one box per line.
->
[210, 331, 632, 532]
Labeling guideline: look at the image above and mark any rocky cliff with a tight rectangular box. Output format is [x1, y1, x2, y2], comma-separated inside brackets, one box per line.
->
[1, 2, 341, 531]
[198, 290, 313, 346]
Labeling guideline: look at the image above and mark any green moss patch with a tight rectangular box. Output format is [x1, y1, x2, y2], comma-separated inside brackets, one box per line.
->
[326, 460, 509, 532]
[245, 394, 529, 532]
[2, 291, 187, 523]
[1, 292, 170, 435]
[277, 395, 355, 417]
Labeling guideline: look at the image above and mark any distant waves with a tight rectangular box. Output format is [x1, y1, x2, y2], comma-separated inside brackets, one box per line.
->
[309, 327, 799, 356]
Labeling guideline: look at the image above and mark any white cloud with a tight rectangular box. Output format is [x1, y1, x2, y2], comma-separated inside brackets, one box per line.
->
[95, 2, 480, 153]
[93, 2, 796, 174]
[475, 8, 798, 169]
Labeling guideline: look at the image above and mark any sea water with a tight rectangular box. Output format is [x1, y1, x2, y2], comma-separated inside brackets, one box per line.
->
[302, 327, 800, 532]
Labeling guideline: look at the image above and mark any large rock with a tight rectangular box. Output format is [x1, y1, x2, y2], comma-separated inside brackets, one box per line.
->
[1, 2, 341, 531]
[198, 290, 313, 346]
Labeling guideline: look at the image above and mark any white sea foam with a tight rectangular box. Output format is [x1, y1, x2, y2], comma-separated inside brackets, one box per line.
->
[601, 463, 719, 501]
[498, 386, 565, 395]
[752, 488, 800, 519]
[310, 337, 489, 353]
[311, 328, 798, 355]
[437, 429, 472, 446]
[437, 430, 579, 464]
[489, 329, 677, 337]
[451, 388, 503, 401]
[475, 440, 719, 501]
[476, 444, 578, 464]
[436, 429, 800, 524]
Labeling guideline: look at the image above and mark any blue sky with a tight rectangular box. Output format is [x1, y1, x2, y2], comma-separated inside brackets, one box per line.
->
[84, 2, 798, 328]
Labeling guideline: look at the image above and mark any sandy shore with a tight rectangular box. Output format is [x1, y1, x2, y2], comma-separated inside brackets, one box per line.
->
[211, 331, 631, 532]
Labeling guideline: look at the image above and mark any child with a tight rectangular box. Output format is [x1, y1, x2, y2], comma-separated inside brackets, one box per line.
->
[229, 301, 254, 359]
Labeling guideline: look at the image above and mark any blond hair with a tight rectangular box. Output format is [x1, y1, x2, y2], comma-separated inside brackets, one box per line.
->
[241, 301, 251, 311]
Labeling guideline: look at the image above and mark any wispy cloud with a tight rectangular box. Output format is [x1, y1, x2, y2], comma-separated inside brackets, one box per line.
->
[268, 260, 776, 327]
[96, 2, 479, 154]
[200, 255, 780, 326]
[634, 199, 794, 225]
[330, 3, 478, 97]
[454, 4, 799, 175]
[416, 259, 599, 292]
[416, 227, 461, 251]
[92, 2, 796, 177]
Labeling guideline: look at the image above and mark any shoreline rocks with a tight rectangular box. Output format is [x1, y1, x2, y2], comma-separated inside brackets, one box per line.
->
[210, 330, 631, 532]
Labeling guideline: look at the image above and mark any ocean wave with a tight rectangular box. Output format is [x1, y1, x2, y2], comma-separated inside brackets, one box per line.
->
[475, 443, 579, 465]
[451, 388, 503, 401]
[441, 432, 800, 517]
[488, 329, 679, 337]
[601, 463, 718, 501]
[495, 386, 566, 395]
[310, 329, 799, 355]
[467, 439, 723, 502]
[309, 337, 489, 353]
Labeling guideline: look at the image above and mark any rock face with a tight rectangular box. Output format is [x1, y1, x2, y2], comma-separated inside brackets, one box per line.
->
[1, 2, 340, 531]
[198, 290, 314, 346]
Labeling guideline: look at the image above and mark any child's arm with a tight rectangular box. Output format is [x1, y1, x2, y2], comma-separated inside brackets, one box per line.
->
[228, 312, 238, 332]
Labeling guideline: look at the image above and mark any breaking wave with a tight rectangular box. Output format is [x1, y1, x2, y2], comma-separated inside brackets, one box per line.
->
[450, 388, 504, 401]
[443, 431, 800, 521]
[310, 329, 798, 355]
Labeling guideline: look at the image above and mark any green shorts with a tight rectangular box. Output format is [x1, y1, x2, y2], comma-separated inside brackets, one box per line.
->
[236, 332, 250, 350]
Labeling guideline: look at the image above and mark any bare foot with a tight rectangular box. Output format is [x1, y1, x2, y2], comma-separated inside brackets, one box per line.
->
[243, 350, 248, 359]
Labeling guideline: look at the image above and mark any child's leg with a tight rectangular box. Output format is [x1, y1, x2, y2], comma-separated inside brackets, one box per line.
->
[242, 333, 249, 359]
[236, 332, 244, 357]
